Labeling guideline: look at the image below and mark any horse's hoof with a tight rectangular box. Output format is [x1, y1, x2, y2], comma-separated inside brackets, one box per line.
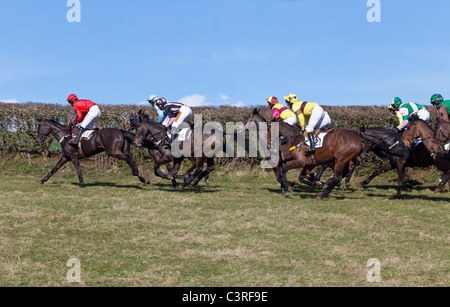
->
[339, 185, 345, 191]
[80, 185, 86, 189]
[39, 180, 44, 185]
[167, 175, 173, 180]
[316, 195, 324, 201]
[288, 186, 293, 194]
[357, 183, 365, 189]
[205, 179, 210, 186]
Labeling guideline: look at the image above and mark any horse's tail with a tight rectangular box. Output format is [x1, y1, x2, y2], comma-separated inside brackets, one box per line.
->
[121, 130, 136, 144]
[360, 135, 408, 159]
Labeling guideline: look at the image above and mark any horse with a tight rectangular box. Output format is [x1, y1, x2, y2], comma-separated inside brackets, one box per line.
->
[358, 126, 435, 198]
[35, 119, 149, 187]
[277, 118, 368, 200]
[401, 117, 450, 192]
[133, 115, 223, 188]
[243, 109, 359, 195]
[129, 111, 212, 187]
[433, 119, 450, 152]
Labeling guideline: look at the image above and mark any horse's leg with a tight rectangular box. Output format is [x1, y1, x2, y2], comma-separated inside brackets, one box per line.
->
[281, 159, 304, 190]
[112, 153, 150, 185]
[299, 166, 318, 187]
[273, 164, 288, 194]
[183, 158, 205, 187]
[317, 162, 345, 200]
[192, 158, 215, 187]
[39, 155, 69, 185]
[345, 159, 359, 189]
[435, 172, 449, 193]
[313, 164, 330, 184]
[154, 164, 170, 180]
[71, 158, 86, 188]
[170, 159, 185, 188]
[395, 163, 407, 199]
[358, 162, 393, 188]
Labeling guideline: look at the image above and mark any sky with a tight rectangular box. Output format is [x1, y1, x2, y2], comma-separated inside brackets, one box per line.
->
[0, 0, 449, 107]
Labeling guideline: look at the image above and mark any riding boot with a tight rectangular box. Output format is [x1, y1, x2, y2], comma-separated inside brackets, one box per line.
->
[307, 132, 316, 153]
[69, 127, 84, 146]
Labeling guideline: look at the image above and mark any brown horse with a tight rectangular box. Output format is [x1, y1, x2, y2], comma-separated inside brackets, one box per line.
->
[243, 109, 359, 195]
[402, 117, 450, 192]
[133, 116, 223, 188]
[279, 121, 368, 200]
[433, 119, 450, 150]
[35, 119, 149, 187]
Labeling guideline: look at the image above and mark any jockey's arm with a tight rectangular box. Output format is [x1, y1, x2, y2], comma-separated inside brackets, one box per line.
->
[396, 111, 403, 128]
[440, 105, 449, 122]
[295, 110, 306, 130]
[72, 109, 84, 124]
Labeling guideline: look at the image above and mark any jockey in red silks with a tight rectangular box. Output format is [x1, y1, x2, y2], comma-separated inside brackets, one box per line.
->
[67, 94, 101, 146]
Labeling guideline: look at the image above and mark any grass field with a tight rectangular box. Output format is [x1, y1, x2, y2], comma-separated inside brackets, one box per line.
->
[0, 156, 448, 287]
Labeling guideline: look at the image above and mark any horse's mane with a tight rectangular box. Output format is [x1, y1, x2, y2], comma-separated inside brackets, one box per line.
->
[43, 119, 66, 127]
[414, 118, 434, 132]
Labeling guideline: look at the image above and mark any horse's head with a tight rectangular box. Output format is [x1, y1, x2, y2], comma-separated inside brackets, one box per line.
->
[243, 108, 265, 129]
[35, 119, 50, 146]
[133, 122, 147, 147]
[433, 118, 450, 144]
[401, 118, 420, 148]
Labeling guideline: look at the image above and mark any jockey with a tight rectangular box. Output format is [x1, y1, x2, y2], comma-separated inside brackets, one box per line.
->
[154, 97, 193, 145]
[284, 93, 331, 153]
[389, 97, 430, 131]
[67, 94, 101, 146]
[267, 96, 298, 126]
[147, 95, 167, 124]
[430, 94, 450, 122]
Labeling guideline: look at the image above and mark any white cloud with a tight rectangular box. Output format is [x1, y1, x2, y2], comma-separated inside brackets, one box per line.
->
[233, 101, 246, 107]
[178, 94, 207, 107]
[136, 100, 148, 106]
[219, 94, 229, 101]
[0, 99, 20, 103]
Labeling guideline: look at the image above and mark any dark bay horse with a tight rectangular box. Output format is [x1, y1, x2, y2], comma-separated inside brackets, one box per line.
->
[133, 116, 223, 188]
[35, 119, 149, 187]
[129, 111, 212, 187]
[243, 109, 359, 195]
[358, 127, 434, 198]
[402, 118, 450, 192]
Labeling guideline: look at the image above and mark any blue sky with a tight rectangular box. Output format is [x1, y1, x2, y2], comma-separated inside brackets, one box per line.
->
[0, 0, 449, 107]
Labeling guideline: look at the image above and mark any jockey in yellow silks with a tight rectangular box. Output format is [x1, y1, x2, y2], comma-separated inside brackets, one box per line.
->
[267, 96, 298, 126]
[284, 93, 331, 152]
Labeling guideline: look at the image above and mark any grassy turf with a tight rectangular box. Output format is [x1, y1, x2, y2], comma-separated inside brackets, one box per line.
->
[0, 159, 448, 287]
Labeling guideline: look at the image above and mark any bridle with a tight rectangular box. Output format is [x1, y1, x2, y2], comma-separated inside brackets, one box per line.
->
[404, 121, 440, 157]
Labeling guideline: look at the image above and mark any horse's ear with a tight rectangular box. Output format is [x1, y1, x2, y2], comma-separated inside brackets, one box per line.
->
[138, 109, 143, 115]
[252, 108, 259, 115]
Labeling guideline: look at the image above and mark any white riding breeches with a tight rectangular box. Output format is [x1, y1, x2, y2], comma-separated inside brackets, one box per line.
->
[172, 106, 193, 129]
[80, 105, 101, 130]
[283, 116, 298, 126]
[306, 106, 331, 133]
[418, 108, 430, 123]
